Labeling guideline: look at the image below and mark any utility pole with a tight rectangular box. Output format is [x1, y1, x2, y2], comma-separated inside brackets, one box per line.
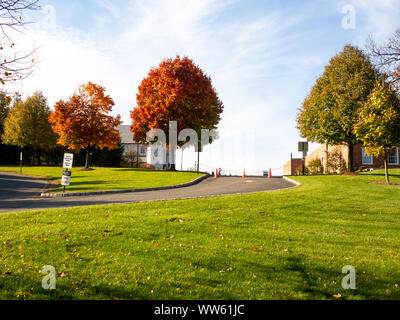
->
[197, 142, 201, 175]
[20, 151, 23, 173]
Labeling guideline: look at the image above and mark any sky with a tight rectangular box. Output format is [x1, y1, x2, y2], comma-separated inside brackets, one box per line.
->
[5, 0, 400, 175]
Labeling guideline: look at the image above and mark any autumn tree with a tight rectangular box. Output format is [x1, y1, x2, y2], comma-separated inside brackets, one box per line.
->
[0, 90, 16, 164]
[2, 91, 57, 165]
[0, 0, 40, 83]
[297, 45, 377, 171]
[354, 84, 400, 183]
[0, 90, 12, 133]
[49, 82, 122, 169]
[368, 29, 400, 94]
[131, 56, 224, 170]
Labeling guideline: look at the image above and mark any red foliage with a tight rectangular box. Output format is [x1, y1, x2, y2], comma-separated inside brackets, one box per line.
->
[131, 56, 223, 144]
[49, 82, 122, 152]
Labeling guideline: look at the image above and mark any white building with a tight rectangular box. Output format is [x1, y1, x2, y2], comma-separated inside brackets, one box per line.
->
[117, 125, 148, 167]
[117, 125, 172, 170]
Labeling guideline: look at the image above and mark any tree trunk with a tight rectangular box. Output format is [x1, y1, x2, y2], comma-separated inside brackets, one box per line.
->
[31, 148, 35, 166]
[165, 147, 176, 171]
[85, 148, 90, 169]
[384, 156, 390, 184]
[37, 150, 41, 166]
[348, 143, 354, 172]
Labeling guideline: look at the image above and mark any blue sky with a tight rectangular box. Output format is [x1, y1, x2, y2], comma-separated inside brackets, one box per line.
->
[10, 0, 400, 174]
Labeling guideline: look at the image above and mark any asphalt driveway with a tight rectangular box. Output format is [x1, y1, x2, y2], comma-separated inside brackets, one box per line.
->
[0, 173, 295, 213]
[0, 172, 48, 200]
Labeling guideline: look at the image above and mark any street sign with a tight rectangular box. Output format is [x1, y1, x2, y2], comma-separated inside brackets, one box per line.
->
[298, 142, 309, 153]
[61, 170, 72, 186]
[63, 153, 74, 169]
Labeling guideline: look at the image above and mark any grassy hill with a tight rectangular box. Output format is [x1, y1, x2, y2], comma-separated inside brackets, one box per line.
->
[0, 166, 203, 193]
[0, 170, 399, 299]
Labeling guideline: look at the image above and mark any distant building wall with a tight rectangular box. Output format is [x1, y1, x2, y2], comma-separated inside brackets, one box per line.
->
[283, 158, 303, 175]
[303, 144, 400, 171]
[305, 144, 348, 173]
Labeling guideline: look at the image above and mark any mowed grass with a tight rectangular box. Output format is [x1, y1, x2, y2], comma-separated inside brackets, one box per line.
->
[0, 166, 203, 193]
[0, 170, 400, 300]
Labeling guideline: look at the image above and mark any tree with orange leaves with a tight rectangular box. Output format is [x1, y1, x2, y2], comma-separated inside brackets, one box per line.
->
[49, 82, 122, 169]
[131, 56, 224, 170]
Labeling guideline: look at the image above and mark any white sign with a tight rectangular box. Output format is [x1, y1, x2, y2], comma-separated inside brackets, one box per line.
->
[61, 171, 71, 186]
[63, 153, 74, 169]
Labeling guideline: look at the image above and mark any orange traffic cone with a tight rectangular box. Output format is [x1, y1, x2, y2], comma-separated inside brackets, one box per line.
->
[215, 168, 219, 178]
[243, 169, 247, 178]
[269, 168, 272, 179]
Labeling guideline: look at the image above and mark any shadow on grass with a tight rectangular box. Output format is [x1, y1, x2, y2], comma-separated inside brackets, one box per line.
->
[363, 173, 400, 177]
[112, 168, 155, 172]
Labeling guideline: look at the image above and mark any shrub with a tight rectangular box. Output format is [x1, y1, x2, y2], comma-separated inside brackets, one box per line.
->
[308, 158, 323, 175]
[296, 165, 309, 175]
[327, 147, 347, 174]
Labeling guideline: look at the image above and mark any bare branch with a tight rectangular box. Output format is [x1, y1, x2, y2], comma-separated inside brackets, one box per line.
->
[367, 29, 400, 93]
[0, 0, 40, 84]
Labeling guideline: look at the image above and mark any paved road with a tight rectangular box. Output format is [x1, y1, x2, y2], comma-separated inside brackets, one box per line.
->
[0, 172, 48, 200]
[0, 172, 295, 213]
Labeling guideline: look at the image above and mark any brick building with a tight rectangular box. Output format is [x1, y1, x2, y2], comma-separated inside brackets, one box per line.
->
[283, 156, 304, 176]
[284, 144, 400, 175]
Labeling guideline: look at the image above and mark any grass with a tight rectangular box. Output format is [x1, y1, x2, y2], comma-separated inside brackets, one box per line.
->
[0, 170, 400, 300]
[0, 166, 203, 193]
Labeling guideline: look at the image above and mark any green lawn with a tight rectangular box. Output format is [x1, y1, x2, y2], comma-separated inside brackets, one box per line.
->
[0, 166, 203, 193]
[0, 170, 400, 300]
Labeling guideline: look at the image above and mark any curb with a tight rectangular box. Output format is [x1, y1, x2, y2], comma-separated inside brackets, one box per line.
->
[40, 174, 211, 198]
[282, 176, 302, 187]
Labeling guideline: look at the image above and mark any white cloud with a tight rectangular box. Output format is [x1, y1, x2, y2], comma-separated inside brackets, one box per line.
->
[4, 0, 400, 173]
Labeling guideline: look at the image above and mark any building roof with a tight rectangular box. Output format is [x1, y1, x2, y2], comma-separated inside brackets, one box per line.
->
[117, 125, 135, 144]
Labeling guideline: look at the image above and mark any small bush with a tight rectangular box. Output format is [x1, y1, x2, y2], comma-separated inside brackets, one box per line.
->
[309, 158, 323, 175]
[296, 165, 309, 175]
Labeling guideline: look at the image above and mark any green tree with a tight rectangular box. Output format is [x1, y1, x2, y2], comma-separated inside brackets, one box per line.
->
[0, 91, 12, 134]
[297, 45, 377, 171]
[2, 92, 58, 165]
[354, 84, 400, 183]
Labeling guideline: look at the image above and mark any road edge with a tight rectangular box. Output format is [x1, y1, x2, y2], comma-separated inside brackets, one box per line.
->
[282, 176, 302, 187]
[41, 174, 211, 198]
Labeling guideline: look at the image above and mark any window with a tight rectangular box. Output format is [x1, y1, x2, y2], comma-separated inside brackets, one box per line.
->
[140, 147, 147, 155]
[362, 148, 373, 165]
[388, 148, 399, 165]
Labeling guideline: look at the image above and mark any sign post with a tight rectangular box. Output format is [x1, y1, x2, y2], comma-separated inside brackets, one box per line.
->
[63, 153, 74, 170]
[298, 142, 309, 176]
[61, 170, 72, 192]
[62, 153, 74, 193]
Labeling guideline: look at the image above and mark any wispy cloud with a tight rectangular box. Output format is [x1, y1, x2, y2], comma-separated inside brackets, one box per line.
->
[6, 0, 400, 172]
